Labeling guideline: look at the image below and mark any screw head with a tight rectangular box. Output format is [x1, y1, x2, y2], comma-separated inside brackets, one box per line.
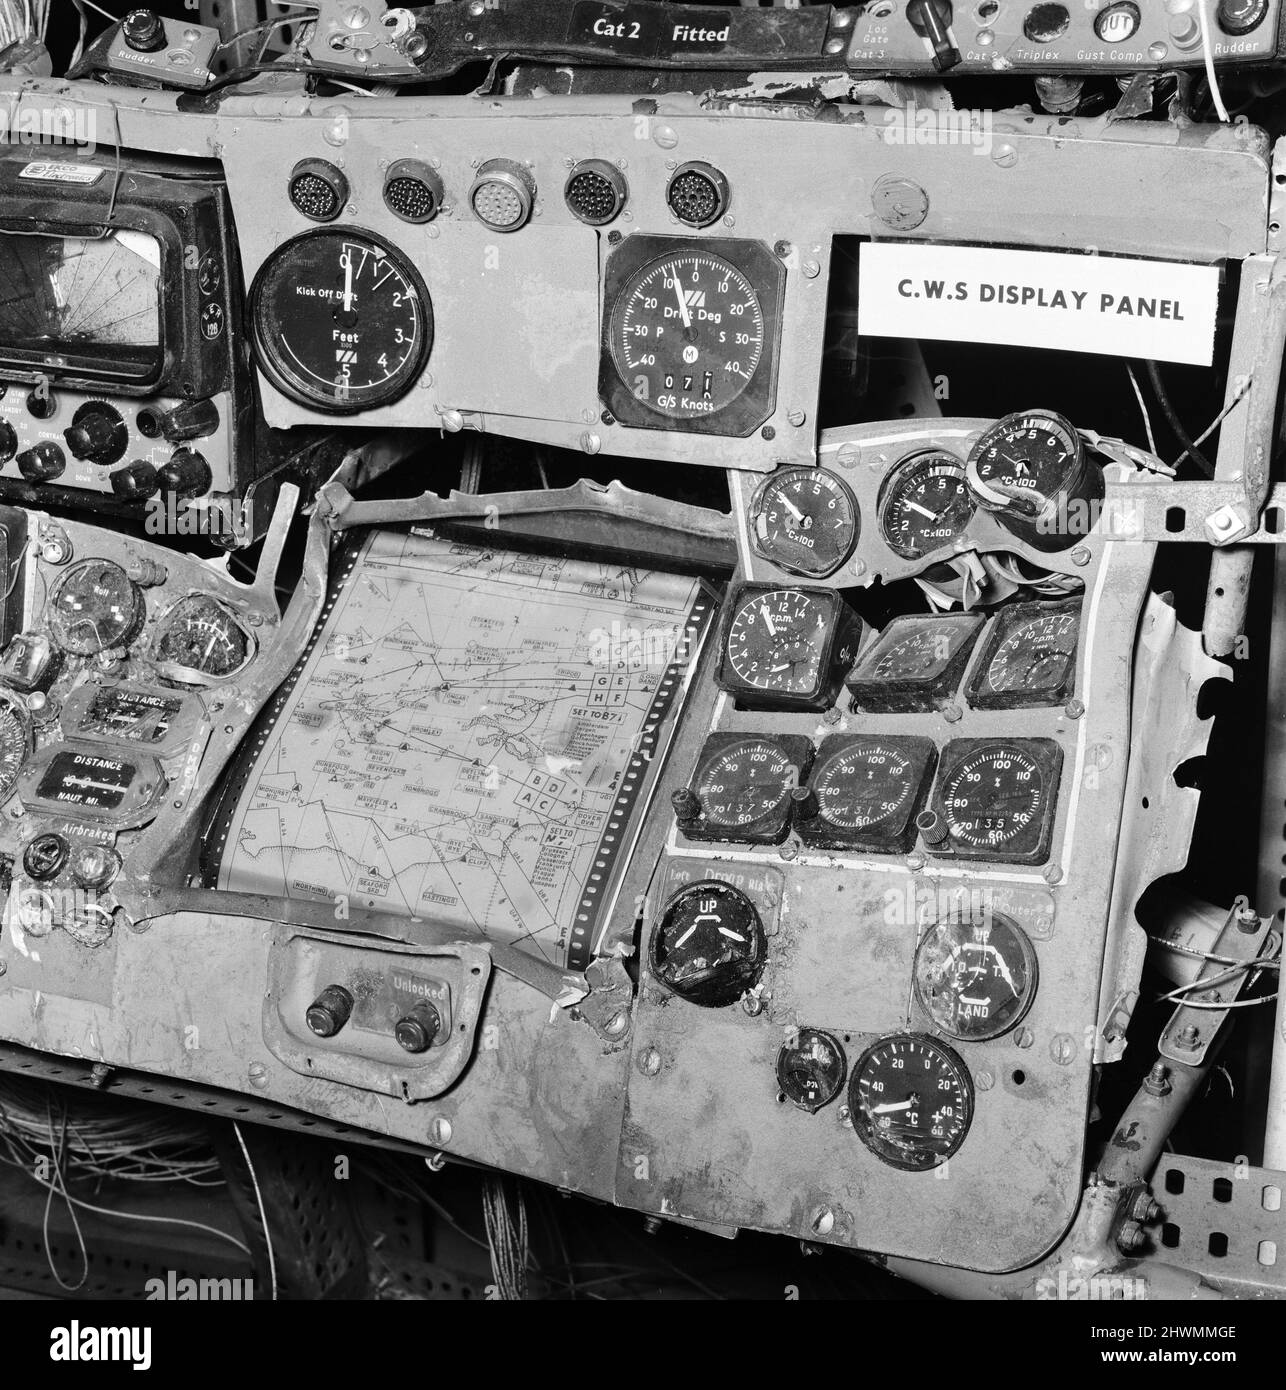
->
[428, 1116, 453, 1146]
[607, 229, 622, 245]
[1049, 1033, 1076, 1065]
[975, 1068, 995, 1091]
[1071, 545, 1091, 567]
[802, 258, 821, 279]
[638, 1046, 662, 1077]
[1014, 1027, 1035, 1050]
[942, 703, 963, 724]
[1043, 863, 1064, 885]
[787, 408, 807, 428]
[1064, 698, 1085, 719]
[761, 426, 776, 441]
[248, 1063, 268, 1087]
[992, 143, 1019, 168]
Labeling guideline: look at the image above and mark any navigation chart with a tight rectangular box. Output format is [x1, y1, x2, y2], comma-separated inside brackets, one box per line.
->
[216, 530, 714, 969]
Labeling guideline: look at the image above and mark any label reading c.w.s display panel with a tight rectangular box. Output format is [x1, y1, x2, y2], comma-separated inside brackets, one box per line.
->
[858, 244, 1220, 366]
[567, 2, 732, 56]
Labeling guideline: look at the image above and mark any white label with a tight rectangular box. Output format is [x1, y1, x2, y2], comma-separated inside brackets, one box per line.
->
[858, 243, 1219, 367]
[18, 161, 105, 185]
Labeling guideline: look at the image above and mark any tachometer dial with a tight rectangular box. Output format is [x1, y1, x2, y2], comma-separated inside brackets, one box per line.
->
[649, 880, 767, 1007]
[676, 733, 813, 845]
[749, 467, 859, 578]
[913, 913, 1039, 1041]
[926, 737, 1063, 864]
[795, 734, 936, 853]
[600, 236, 783, 436]
[849, 1033, 973, 1171]
[250, 228, 432, 413]
[152, 595, 254, 681]
[967, 599, 1081, 710]
[0, 688, 31, 803]
[846, 612, 983, 713]
[48, 560, 144, 656]
[879, 451, 974, 560]
[966, 409, 1103, 549]
[776, 1028, 847, 1112]
[718, 583, 864, 713]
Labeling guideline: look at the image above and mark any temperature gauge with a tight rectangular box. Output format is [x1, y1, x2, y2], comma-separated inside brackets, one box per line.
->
[675, 733, 813, 845]
[776, 1028, 847, 1112]
[152, 595, 254, 682]
[846, 612, 983, 713]
[849, 1033, 973, 1171]
[913, 913, 1039, 1041]
[966, 599, 1081, 709]
[878, 451, 974, 561]
[795, 734, 936, 854]
[649, 881, 767, 1007]
[718, 583, 864, 713]
[925, 737, 1063, 864]
[48, 560, 144, 656]
[748, 467, 859, 578]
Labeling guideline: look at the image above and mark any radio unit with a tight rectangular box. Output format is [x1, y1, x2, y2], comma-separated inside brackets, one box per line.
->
[0, 150, 280, 534]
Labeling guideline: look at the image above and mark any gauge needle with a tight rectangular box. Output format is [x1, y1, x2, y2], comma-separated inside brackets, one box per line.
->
[781, 496, 806, 523]
[343, 256, 355, 314]
[870, 1100, 915, 1114]
[671, 272, 692, 330]
[906, 500, 938, 520]
[761, 610, 778, 638]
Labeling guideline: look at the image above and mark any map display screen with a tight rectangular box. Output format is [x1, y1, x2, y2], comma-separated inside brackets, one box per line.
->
[211, 530, 715, 969]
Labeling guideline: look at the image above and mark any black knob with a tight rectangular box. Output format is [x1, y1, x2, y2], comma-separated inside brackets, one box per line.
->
[306, 985, 354, 1038]
[916, 809, 950, 848]
[121, 8, 166, 51]
[157, 448, 211, 499]
[906, 0, 960, 71]
[109, 460, 160, 500]
[0, 422, 16, 463]
[159, 399, 220, 443]
[1022, 3, 1071, 42]
[16, 441, 65, 483]
[1217, 0, 1268, 34]
[23, 832, 68, 881]
[671, 787, 700, 824]
[65, 406, 127, 466]
[25, 390, 54, 420]
[394, 1000, 442, 1053]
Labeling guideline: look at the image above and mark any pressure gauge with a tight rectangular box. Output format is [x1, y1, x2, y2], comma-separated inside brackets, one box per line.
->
[923, 737, 1063, 864]
[965, 409, 1103, 550]
[845, 612, 983, 713]
[879, 451, 974, 561]
[675, 733, 814, 845]
[794, 734, 937, 854]
[966, 599, 1081, 710]
[649, 881, 768, 1007]
[913, 913, 1039, 1041]
[776, 1028, 847, 1112]
[717, 583, 864, 713]
[849, 1033, 973, 1171]
[748, 467, 859, 578]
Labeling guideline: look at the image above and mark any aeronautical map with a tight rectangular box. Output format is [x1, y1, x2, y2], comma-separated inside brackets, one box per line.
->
[216, 530, 714, 969]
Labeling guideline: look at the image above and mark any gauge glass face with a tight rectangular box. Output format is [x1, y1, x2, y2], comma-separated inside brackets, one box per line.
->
[967, 410, 1082, 517]
[650, 881, 766, 1007]
[750, 468, 858, 577]
[48, 560, 143, 656]
[941, 743, 1050, 852]
[153, 596, 252, 679]
[983, 608, 1078, 700]
[34, 747, 137, 812]
[725, 588, 834, 697]
[859, 616, 977, 684]
[850, 1033, 973, 1171]
[880, 452, 974, 560]
[251, 230, 431, 413]
[610, 250, 764, 421]
[0, 691, 30, 802]
[914, 914, 1038, 1041]
[776, 1028, 847, 1112]
[695, 738, 799, 829]
[79, 687, 184, 745]
[811, 738, 928, 835]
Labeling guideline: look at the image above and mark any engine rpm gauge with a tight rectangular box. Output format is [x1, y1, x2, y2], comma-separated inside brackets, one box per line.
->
[152, 595, 254, 681]
[748, 468, 859, 578]
[846, 612, 984, 713]
[967, 599, 1081, 710]
[879, 451, 975, 560]
[849, 1033, 973, 1171]
[250, 228, 432, 413]
[48, 560, 144, 656]
[928, 737, 1063, 864]
[914, 913, 1039, 1041]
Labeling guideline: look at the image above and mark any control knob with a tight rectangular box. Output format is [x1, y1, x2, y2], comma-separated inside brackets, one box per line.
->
[16, 441, 65, 483]
[306, 985, 354, 1038]
[394, 1000, 442, 1053]
[157, 449, 212, 499]
[65, 405, 128, 466]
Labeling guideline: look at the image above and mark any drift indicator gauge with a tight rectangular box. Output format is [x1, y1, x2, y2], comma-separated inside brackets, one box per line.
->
[849, 1033, 973, 1171]
[600, 236, 783, 436]
[749, 468, 858, 578]
[250, 229, 432, 413]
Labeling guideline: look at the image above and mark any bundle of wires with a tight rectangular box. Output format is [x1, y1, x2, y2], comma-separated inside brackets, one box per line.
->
[0, 0, 49, 51]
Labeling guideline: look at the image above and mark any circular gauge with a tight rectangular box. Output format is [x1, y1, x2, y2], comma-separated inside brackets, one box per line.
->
[152, 596, 253, 680]
[609, 249, 765, 421]
[724, 587, 833, 698]
[985, 608, 1078, 698]
[879, 451, 975, 560]
[777, 1028, 847, 1112]
[649, 881, 767, 1007]
[250, 228, 432, 413]
[914, 914, 1038, 1041]
[941, 743, 1050, 851]
[694, 737, 799, 830]
[849, 1033, 973, 1171]
[0, 689, 30, 803]
[812, 739, 923, 833]
[749, 468, 858, 578]
[48, 560, 144, 656]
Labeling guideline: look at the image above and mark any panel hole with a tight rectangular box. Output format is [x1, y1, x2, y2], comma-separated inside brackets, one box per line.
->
[1012, 1069, 1026, 1085]
[1165, 506, 1186, 533]
[1267, 508, 1285, 536]
[1213, 1177, 1233, 1203]
[1165, 1169, 1186, 1194]
[1263, 1185, 1281, 1211]
[1208, 1232, 1228, 1258]
[1259, 1240, 1278, 1266]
